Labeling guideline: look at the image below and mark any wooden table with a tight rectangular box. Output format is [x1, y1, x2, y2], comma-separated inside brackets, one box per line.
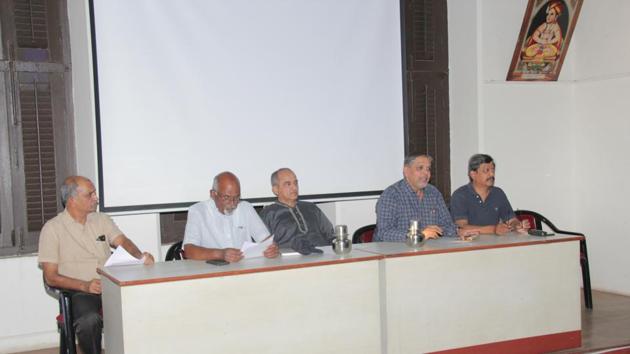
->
[99, 233, 582, 353]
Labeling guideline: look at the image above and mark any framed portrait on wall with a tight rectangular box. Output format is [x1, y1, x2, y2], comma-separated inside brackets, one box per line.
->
[506, 0, 583, 81]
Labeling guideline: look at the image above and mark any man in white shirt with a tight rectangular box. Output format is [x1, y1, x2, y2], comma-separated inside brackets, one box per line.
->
[183, 171, 279, 262]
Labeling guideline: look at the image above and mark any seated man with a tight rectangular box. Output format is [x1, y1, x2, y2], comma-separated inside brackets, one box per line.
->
[450, 154, 528, 235]
[260, 168, 334, 254]
[38, 176, 154, 354]
[183, 171, 279, 262]
[375, 154, 469, 241]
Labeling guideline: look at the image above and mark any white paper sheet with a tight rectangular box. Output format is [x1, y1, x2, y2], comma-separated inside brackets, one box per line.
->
[240, 236, 274, 259]
[104, 246, 144, 267]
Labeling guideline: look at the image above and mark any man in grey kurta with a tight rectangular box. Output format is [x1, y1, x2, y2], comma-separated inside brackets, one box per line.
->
[260, 168, 334, 254]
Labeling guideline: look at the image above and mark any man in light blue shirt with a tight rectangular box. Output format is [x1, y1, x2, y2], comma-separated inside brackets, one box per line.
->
[183, 171, 279, 262]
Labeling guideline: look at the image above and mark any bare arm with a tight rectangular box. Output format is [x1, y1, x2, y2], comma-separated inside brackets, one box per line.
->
[532, 26, 545, 44]
[111, 234, 154, 265]
[184, 243, 243, 263]
[455, 219, 502, 235]
[42, 262, 101, 294]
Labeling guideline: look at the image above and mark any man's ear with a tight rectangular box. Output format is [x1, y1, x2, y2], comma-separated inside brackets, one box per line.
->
[210, 189, 216, 199]
[272, 185, 279, 196]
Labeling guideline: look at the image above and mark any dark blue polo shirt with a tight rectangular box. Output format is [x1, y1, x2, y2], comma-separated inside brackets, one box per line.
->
[450, 183, 516, 226]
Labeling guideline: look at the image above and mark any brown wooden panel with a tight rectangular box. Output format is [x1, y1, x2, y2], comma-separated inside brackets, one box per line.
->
[19, 81, 58, 232]
[405, 71, 450, 201]
[160, 212, 188, 244]
[402, 0, 450, 200]
[13, 0, 49, 49]
[404, 0, 448, 72]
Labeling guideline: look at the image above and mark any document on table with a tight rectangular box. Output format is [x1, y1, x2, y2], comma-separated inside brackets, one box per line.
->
[104, 246, 144, 267]
[241, 236, 274, 259]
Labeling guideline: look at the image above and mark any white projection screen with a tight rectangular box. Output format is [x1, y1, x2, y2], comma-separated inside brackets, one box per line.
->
[90, 0, 405, 211]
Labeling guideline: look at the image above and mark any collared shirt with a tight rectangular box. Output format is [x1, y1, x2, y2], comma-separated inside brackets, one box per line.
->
[260, 201, 334, 248]
[183, 200, 269, 249]
[374, 179, 457, 241]
[450, 183, 516, 226]
[38, 210, 123, 281]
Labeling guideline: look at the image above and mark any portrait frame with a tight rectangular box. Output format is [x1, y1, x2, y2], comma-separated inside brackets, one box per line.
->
[506, 0, 583, 81]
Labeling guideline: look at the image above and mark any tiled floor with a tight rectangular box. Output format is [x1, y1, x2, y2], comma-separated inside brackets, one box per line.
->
[13, 290, 630, 354]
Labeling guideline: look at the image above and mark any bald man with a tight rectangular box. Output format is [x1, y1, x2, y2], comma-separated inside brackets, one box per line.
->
[38, 176, 154, 354]
[183, 171, 279, 263]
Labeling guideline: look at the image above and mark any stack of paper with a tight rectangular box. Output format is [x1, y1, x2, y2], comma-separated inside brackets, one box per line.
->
[104, 246, 144, 267]
[240, 236, 274, 259]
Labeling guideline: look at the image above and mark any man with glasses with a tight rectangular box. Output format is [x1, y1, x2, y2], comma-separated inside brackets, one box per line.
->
[183, 171, 278, 262]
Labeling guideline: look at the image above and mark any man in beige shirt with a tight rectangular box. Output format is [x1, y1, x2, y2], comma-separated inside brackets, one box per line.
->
[38, 176, 154, 354]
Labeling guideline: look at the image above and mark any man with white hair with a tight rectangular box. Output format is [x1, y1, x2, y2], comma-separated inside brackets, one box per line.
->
[260, 168, 334, 254]
[39, 176, 154, 354]
[183, 171, 279, 262]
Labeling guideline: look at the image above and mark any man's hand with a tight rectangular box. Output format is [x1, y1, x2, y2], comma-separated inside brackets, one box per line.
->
[506, 219, 530, 234]
[85, 279, 102, 294]
[495, 222, 510, 235]
[263, 243, 279, 258]
[421, 225, 443, 239]
[141, 252, 155, 265]
[222, 248, 243, 263]
[458, 228, 480, 240]
[512, 219, 530, 234]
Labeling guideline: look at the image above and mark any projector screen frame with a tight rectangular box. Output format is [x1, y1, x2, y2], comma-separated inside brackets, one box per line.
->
[88, 0, 408, 213]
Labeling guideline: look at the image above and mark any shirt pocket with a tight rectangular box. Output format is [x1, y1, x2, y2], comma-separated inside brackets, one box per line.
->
[234, 224, 251, 243]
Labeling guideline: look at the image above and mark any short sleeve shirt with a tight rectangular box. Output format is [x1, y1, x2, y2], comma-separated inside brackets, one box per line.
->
[450, 183, 516, 226]
[183, 200, 270, 249]
[38, 210, 123, 281]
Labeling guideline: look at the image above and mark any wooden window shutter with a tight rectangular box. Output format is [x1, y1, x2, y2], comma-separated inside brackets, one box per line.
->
[13, 0, 49, 49]
[19, 77, 58, 232]
[403, 0, 451, 201]
[405, 0, 447, 72]
[406, 71, 450, 197]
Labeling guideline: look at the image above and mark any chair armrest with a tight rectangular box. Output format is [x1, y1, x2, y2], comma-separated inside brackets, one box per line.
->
[552, 230, 584, 237]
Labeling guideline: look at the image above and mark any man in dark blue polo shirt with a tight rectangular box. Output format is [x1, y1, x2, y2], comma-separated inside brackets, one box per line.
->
[450, 154, 529, 235]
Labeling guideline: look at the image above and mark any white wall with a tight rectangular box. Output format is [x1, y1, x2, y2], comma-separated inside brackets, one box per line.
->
[3, 0, 630, 352]
[0, 1, 380, 350]
[0, 257, 59, 352]
[449, 0, 630, 296]
[573, 0, 630, 294]
[0, 1, 99, 352]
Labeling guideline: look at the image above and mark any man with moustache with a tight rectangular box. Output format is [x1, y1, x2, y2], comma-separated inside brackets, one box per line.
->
[260, 168, 334, 254]
[374, 154, 468, 242]
[450, 154, 528, 235]
[38, 176, 154, 354]
[183, 171, 279, 262]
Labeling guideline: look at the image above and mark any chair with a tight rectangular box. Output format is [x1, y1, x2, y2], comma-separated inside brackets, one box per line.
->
[515, 209, 593, 309]
[43, 276, 76, 354]
[352, 224, 376, 244]
[165, 240, 185, 261]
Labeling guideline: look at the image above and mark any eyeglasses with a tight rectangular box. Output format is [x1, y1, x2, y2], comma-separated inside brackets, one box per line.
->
[214, 191, 240, 203]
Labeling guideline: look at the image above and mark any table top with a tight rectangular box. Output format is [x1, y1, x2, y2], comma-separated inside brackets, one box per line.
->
[98, 233, 582, 286]
[98, 246, 381, 286]
[354, 232, 582, 258]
